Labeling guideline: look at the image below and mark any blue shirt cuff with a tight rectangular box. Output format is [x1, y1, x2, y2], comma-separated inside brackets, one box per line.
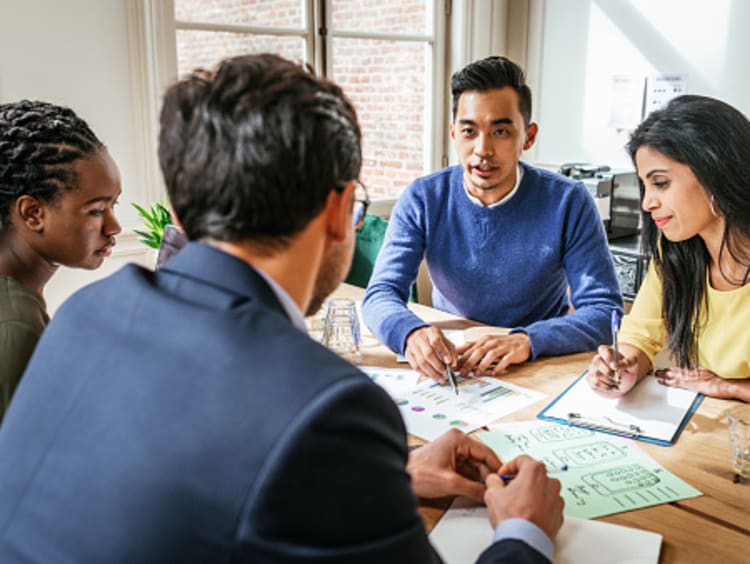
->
[493, 518, 553, 561]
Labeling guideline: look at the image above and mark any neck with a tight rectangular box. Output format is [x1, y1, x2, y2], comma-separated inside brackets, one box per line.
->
[701, 219, 750, 288]
[210, 215, 327, 313]
[463, 168, 517, 207]
[0, 231, 58, 296]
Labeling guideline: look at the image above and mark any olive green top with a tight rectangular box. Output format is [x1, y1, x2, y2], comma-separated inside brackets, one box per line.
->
[0, 275, 49, 421]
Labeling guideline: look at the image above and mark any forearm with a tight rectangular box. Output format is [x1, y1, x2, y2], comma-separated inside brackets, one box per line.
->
[721, 378, 750, 402]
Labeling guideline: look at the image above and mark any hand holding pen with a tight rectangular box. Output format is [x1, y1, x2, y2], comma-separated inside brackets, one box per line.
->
[610, 310, 621, 388]
[484, 455, 564, 539]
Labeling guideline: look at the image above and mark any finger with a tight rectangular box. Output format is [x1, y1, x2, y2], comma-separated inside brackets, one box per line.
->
[452, 476, 488, 502]
[491, 351, 516, 375]
[462, 438, 502, 471]
[408, 349, 446, 382]
[459, 346, 491, 377]
[477, 348, 504, 376]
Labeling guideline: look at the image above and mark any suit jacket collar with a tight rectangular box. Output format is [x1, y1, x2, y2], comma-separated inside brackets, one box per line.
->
[159, 242, 287, 318]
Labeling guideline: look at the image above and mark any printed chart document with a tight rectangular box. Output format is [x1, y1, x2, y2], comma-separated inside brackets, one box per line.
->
[478, 421, 701, 519]
[362, 366, 545, 441]
[430, 496, 663, 564]
[538, 372, 702, 446]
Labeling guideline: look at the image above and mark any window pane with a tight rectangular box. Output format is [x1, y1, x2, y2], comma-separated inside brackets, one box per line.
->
[332, 38, 429, 199]
[331, 0, 431, 35]
[176, 30, 306, 77]
[175, 0, 305, 28]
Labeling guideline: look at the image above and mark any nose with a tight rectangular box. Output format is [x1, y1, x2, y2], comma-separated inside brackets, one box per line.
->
[473, 133, 493, 158]
[641, 186, 659, 213]
[105, 209, 122, 237]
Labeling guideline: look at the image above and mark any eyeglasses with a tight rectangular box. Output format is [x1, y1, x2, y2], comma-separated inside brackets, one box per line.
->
[352, 180, 370, 229]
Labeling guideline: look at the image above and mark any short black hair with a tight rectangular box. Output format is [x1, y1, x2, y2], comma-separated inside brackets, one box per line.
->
[450, 56, 532, 124]
[0, 100, 104, 229]
[158, 53, 362, 248]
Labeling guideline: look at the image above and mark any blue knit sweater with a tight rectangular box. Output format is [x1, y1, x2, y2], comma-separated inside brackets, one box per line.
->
[362, 163, 623, 359]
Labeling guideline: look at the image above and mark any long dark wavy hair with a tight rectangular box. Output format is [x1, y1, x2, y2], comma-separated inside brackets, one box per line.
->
[627, 95, 750, 367]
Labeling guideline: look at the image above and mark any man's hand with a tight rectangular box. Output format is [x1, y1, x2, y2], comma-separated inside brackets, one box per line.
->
[406, 429, 501, 502]
[405, 326, 457, 382]
[484, 455, 564, 540]
[586, 342, 648, 398]
[456, 333, 531, 377]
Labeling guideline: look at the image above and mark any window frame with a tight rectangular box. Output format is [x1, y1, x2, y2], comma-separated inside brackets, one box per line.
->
[127, 0, 533, 206]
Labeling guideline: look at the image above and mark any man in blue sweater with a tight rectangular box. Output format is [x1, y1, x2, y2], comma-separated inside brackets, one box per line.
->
[363, 56, 623, 382]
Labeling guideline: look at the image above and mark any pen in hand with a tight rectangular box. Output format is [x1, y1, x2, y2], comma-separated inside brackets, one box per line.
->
[610, 309, 621, 388]
[445, 362, 459, 396]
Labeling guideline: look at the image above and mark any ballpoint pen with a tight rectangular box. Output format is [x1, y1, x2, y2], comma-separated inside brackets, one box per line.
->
[611, 309, 621, 387]
[445, 362, 459, 396]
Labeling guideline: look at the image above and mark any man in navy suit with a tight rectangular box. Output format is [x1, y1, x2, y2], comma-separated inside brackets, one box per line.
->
[0, 54, 563, 563]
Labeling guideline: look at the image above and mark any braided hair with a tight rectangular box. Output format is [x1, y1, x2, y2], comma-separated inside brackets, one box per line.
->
[0, 100, 104, 230]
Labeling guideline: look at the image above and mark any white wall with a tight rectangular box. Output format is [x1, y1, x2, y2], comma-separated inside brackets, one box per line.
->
[0, 0, 153, 312]
[534, 0, 750, 169]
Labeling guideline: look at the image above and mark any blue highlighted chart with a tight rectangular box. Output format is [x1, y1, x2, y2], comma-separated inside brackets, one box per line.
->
[364, 366, 545, 441]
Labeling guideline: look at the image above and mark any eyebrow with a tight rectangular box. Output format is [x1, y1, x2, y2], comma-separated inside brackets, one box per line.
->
[83, 193, 120, 205]
[644, 169, 669, 179]
[457, 117, 514, 126]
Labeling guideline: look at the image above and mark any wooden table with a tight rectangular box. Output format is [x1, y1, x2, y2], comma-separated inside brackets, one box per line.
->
[333, 284, 750, 563]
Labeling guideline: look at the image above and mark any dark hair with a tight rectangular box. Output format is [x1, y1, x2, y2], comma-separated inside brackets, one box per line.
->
[0, 100, 104, 229]
[158, 53, 362, 247]
[450, 56, 532, 124]
[627, 95, 750, 367]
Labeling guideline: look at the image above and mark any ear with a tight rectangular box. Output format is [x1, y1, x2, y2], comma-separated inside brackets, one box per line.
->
[523, 122, 539, 151]
[449, 120, 456, 141]
[15, 195, 46, 233]
[324, 181, 355, 243]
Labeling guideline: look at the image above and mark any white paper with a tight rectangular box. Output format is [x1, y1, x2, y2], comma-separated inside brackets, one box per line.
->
[430, 496, 662, 564]
[363, 366, 545, 441]
[540, 374, 699, 444]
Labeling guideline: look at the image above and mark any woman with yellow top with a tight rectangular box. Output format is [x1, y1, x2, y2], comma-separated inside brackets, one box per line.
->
[587, 95, 750, 402]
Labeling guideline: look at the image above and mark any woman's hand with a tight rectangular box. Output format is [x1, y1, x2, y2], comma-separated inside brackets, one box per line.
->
[585, 343, 648, 398]
[656, 366, 728, 398]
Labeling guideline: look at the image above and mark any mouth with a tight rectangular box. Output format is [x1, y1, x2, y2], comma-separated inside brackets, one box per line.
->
[470, 163, 498, 180]
[95, 241, 115, 258]
[652, 215, 672, 229]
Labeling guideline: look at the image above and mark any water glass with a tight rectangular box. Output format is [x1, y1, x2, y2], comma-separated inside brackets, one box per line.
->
[728, 404, 750, 480]
[322, 298, 361, 358]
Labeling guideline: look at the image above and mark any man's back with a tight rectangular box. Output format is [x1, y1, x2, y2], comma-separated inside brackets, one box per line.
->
[0, 244, 433, 563]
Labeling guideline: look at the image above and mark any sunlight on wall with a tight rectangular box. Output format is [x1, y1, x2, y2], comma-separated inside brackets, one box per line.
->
[537, 0, 736, 170]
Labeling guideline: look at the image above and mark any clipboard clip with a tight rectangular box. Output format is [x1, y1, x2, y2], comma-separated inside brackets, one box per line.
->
[567, 412, 643, 437]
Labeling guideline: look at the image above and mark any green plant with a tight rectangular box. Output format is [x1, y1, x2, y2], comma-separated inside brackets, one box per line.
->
[132, 201, 173, 249]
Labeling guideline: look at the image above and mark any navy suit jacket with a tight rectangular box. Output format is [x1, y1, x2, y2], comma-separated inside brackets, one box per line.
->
[0, 243, 548, 563]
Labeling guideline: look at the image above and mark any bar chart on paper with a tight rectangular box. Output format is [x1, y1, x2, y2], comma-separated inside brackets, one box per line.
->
[362, 366, 545, 441]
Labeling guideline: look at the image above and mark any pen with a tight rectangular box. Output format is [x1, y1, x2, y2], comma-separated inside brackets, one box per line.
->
[445, 362, 459, 396]
[498, 465, 569, 483]
[610, 309, 621, 387]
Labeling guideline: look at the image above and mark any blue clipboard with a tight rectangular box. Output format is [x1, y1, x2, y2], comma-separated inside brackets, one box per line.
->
[537, 371, 703, 446]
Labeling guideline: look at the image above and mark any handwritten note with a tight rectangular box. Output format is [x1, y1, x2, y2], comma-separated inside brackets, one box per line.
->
[478, 421, 701, 519]
[362, 366, 545, 441]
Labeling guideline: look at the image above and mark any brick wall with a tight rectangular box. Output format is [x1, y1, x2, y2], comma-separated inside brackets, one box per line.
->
[174, 0, 430, 198]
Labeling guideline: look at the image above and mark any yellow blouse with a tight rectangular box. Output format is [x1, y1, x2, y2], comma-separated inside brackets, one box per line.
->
[620, 263, 750, 379]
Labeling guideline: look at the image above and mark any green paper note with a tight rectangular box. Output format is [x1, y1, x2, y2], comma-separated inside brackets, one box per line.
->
[478, 421, 702, 519]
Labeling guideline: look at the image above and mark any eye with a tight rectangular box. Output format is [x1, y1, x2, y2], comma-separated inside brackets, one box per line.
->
[653, 180, 669, 190]
[493, 128, 508, 136]
[461, 128, 474, 136]
[89, 208, 105, 217]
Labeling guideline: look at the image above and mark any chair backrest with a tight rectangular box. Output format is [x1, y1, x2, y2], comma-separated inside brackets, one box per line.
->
[344, 214, 417, 302]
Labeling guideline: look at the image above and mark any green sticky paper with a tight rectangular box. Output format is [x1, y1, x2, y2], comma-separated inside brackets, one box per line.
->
[478, 421, 702, 519]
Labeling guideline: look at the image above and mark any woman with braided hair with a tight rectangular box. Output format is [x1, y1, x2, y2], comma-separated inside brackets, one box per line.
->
[0, 100, 121, 419]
